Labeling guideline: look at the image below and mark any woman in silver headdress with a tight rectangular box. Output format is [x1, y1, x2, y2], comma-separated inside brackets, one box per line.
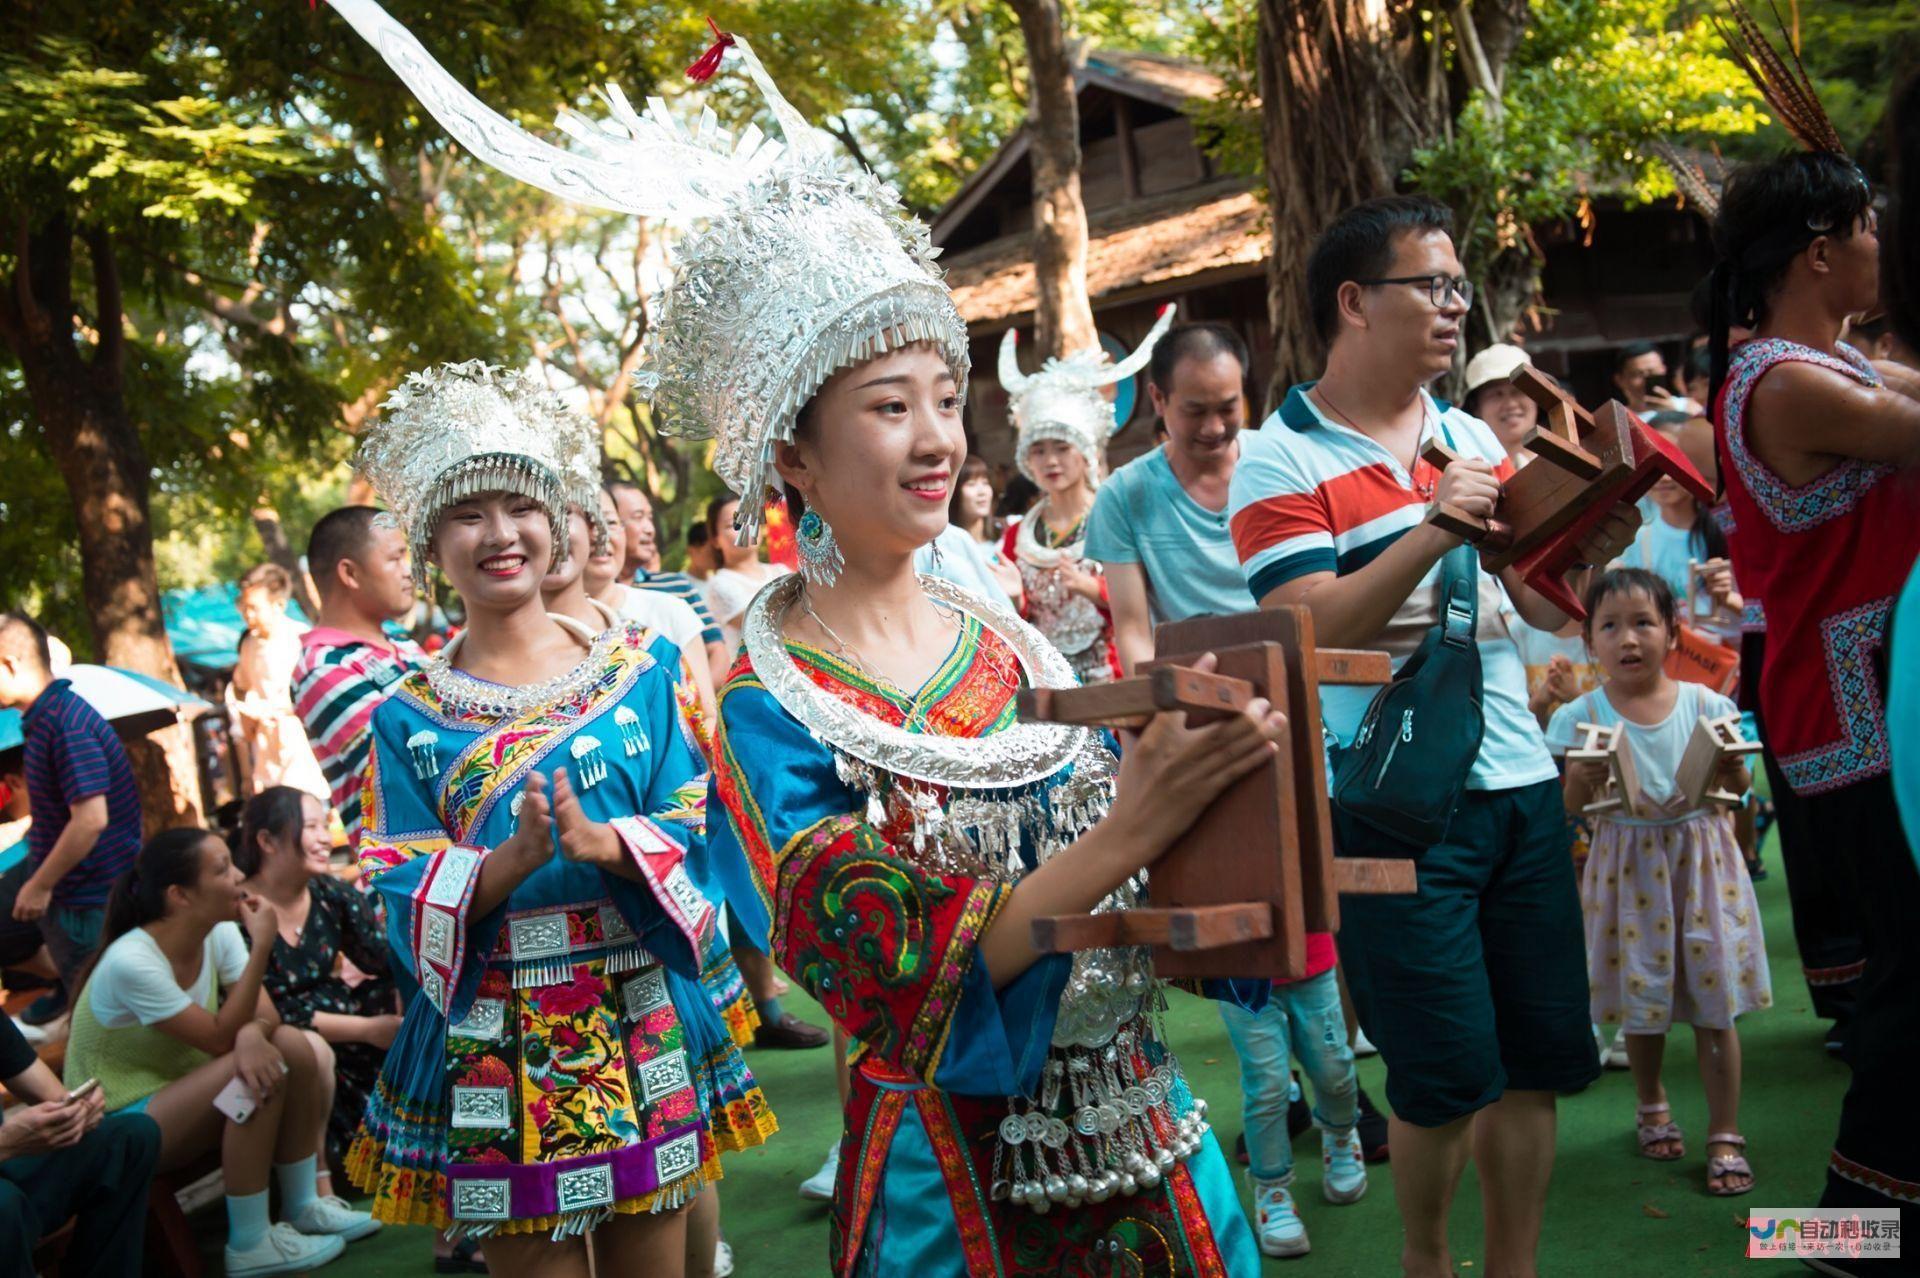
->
[343, 362, 770, 1275]
[997, 312, 1173, 685]
[314, 3, 1276, 1270]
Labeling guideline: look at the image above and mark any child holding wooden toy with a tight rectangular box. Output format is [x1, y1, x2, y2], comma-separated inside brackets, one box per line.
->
[1545, 568, 1771, 1197]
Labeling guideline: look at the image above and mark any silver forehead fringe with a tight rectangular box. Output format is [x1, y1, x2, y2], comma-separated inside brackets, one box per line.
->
[413, 455, 570, 592]
[826, 741, 1209, 1214]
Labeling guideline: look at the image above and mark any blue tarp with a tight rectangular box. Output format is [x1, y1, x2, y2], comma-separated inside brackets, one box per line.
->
[162, 583, 310, 674]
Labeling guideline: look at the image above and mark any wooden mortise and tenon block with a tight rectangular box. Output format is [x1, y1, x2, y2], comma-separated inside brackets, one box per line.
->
[1019, 605, 1415, 980]
[1675, 713, 1763, 810]
[1419, 367, 1714, 618]
[1568, 721, 1643, 818]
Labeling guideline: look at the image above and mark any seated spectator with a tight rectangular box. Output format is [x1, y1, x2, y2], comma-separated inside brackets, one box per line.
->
[0, 613, 143, 1030]
[0, 1004, 159, 1278]
[233, 788, 397, 1178]
[62, 827, 375, 1276]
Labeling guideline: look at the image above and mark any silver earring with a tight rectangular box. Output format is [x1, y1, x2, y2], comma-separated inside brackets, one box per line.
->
[796, 502, 844, 587]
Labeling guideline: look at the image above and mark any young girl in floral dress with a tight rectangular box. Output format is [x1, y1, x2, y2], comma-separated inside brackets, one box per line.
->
[1547, 568, 1770, 1197]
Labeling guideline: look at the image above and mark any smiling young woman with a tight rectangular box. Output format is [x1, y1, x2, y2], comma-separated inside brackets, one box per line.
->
[340, 362, 771, 1278]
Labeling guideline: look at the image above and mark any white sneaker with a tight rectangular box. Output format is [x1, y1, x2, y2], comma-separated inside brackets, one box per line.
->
[225, 1222, 345, 1276]
[1351, 1027, 1379, 1058]
[799, 1143, 840, 1201]
[1603, 1027, 1630, 1070]
[290, 1194, 381, 1242]
[1250, 1176, 1310, 1258]
[1320, 1128, 1368, 1204]
[714, 1238, 735, 1277]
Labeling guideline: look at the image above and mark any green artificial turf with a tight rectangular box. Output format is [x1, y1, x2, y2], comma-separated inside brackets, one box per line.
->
[222, 828, 1849, 1275]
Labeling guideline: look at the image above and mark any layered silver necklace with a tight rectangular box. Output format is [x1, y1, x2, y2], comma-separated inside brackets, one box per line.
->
[742, 572, 1209, 1213]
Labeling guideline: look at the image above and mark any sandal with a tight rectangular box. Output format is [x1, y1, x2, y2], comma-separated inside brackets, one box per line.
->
[1706, 1132, 1754, 1196]
[1636, 1103, 1685, 1161]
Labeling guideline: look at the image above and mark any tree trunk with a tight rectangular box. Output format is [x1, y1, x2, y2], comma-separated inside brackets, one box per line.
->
[0, 215, 203, 830]
[1255, 0, 1449, 409]
[1008, 0, 1098, 361]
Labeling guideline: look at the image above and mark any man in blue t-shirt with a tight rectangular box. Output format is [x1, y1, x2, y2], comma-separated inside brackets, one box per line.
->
[1086, 323, 1255, 672]
[0, 614, 144, 1024]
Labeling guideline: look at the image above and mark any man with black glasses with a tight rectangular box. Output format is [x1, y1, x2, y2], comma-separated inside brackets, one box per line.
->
[1227, 196, 1636, 1277]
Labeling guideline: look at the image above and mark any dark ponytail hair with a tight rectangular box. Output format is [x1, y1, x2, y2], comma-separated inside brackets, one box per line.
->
[75, 826, 221, 996]
[1700, 152, 1875, 421]
[235, 785, 309, 877]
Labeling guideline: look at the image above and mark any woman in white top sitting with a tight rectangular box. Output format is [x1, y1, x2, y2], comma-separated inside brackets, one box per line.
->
[698, 494, 786, 656]
[62, 827, 375, 1278]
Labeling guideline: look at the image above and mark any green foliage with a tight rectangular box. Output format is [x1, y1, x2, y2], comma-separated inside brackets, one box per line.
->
[1408, 0, 1764, 274]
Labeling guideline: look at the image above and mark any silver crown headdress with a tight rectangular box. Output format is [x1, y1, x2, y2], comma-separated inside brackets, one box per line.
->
[1000, 306, 1175, 484]
[357, 361, 573, 591]
[320, 0, 969, 546]
[535, 392, 614, 560]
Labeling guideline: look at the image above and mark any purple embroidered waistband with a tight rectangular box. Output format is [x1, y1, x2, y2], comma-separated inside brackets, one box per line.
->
[444, 1122, 705, 1222]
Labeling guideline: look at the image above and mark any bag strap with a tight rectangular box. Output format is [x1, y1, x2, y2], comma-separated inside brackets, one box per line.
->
[1431, 409, 1478, 649]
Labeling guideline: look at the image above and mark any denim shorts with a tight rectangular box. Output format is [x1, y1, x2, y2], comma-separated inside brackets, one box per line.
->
[1335, 778, 1600, 1128]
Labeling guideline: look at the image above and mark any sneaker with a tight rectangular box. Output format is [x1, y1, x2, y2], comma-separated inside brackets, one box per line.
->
[799, 1143, 840, 1201]
[1351, 1027, 1379, 1058]
[289, 1195, 381, 1242]
[754, 1012, 830, 1050]
[714, 1238, 735, 1278]
[1249, 1176, 1310, 1258]
[225, 1222, 346, 1276]
[1603, 1027, 1630, 1069]
[1320, 1128, 1368, 1204]
[21, 989, 66, 1026]
[1354, 1087, 1389, 1164]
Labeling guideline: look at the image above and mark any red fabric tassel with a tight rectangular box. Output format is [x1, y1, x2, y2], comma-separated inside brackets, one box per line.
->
[685, 18, 735, 83]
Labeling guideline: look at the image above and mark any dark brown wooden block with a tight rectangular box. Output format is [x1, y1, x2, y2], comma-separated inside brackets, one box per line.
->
[1021, 604, 1414, 979]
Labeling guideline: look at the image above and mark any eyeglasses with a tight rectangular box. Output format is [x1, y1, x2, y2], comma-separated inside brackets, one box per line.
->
[1355, 274, 1474, 309]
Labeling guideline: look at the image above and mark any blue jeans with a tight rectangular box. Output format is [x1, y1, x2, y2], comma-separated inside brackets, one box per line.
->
[1218, 968, 1357, 1183]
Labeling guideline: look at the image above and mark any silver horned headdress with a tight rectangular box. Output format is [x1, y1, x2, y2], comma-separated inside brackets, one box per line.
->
[357, 361, 572, 591]
[1000, 305, 1175, 484]
[319, 0, 969, 545]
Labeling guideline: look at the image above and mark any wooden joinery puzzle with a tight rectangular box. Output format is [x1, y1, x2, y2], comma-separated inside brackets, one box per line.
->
[1567, 721, 1643, 818]
[1675, 713, 1763, 810]
[1017, 605, 1416, 981]
[1422, 367, 1715, 618]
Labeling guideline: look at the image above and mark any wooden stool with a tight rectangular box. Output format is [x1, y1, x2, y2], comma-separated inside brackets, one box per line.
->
[1676, 713, 1763, 810]
[1567, 722, 1642, 817]
[1423, 367, 1714, 617]
[1020, 605, 1416, 979]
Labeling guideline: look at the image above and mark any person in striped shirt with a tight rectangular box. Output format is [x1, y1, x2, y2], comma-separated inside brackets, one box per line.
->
[606, 479, 730, 689]
[290, 507, 423, 851]
[1226, 196, 1638, 1278]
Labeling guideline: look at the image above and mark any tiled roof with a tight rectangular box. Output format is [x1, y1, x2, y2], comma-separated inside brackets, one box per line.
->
[943, 180, 1267, 326]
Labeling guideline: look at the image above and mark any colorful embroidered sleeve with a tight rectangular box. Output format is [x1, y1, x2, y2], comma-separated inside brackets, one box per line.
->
[607, 650, 716, 964]
[710, 676, 1062, 1092]
[358, 697, 490, 1018]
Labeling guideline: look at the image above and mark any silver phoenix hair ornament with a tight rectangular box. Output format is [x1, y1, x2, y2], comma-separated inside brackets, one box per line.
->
[356, 361, 575, 592]
[1000, 304, 1176, 484]
[318, 0, 970, 547]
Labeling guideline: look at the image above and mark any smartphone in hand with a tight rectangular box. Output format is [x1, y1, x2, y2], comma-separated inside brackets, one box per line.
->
[65, 1077, 100, 1104]
[212, 1075, 259, 1125]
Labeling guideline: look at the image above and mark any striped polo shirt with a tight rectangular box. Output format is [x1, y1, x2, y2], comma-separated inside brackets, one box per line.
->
[634, 570, 723, 648]
[292, 627, 425, 849]
[1227, 383, 1556, 791]
[23, 679, 143, 907]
